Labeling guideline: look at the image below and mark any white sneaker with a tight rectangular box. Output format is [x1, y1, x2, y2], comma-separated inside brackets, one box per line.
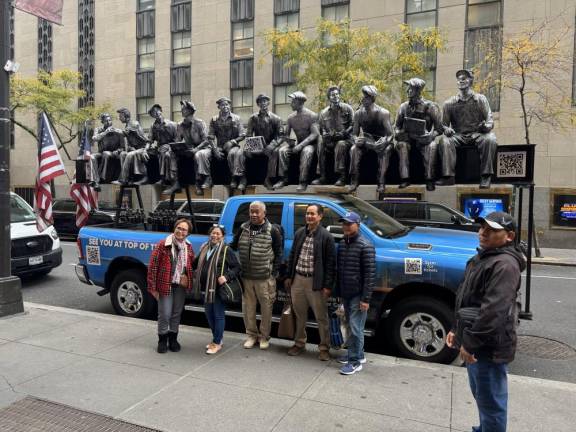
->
[243, 337, 257, 349]
[259, 339, 270, 350]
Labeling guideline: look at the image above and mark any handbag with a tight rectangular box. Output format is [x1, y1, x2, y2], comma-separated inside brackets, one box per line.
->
[277, 301, 295, 339]
[217, 246, 243, 305]
[455, 307, 480, 346]
[329, 305, 345, 348]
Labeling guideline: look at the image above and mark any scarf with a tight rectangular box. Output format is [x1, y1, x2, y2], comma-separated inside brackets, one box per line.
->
[195, 241, 225, 303]
[171, 235, 188, 285]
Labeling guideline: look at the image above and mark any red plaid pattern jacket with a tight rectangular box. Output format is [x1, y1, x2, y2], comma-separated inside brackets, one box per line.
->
[147, 235, 195, 297]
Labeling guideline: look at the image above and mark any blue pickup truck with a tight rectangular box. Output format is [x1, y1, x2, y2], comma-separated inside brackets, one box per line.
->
[75, 193, 478, 363]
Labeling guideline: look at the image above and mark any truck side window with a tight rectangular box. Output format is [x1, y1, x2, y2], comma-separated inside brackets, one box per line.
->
[428, 204, 454, 223]
[394, 202, 421, 219]
[232, 202, 284, 235]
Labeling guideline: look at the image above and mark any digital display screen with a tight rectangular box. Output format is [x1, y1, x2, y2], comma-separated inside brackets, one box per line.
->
[459, 194, 510, 219]
[552, 193, 576, 228]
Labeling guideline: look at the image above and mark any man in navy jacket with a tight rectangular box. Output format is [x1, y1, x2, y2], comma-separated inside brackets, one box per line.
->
[334, 211, 376, 375]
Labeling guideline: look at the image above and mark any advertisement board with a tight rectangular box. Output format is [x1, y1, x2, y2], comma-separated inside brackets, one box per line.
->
[459, 193, 511, 219]
[551, 190, 576, 228]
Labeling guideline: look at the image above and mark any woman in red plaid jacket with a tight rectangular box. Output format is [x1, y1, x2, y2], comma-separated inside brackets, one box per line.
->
[148, 218, 195, 353]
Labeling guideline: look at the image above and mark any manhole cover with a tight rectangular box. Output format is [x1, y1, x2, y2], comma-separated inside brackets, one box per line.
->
[0, 397, 163, 432]
[517, 335, 576, 360]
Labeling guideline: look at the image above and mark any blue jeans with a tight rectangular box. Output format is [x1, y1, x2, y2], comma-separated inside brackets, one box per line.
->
[343, 296, 367, 363]
[205, 295, 226, 344]
[467, 359, 508, 432]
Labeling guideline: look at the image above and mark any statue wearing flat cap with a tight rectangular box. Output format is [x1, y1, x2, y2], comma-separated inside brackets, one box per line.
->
[313, 86, 354, 186]
[437, 69, 498, 189]
[273, 91, 319, 192]
[246, 94, 284, 190]
[92, 112, 126, 183]
[394, 78, 443, 191]
[113, 108, 151, 186]
[174, 101, 210, 195]
[349, 85, 394, 193]
[208, 97, 247, 191]
[147, 104, 179, 195]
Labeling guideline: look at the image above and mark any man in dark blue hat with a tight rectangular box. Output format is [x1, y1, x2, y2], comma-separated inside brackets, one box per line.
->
[334, 211, 375, 375]
[437, 69, 498, 189]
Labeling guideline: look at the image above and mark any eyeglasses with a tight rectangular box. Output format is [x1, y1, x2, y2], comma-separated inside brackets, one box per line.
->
[175, 227, 189, 232]
[212, 224, 225, 228]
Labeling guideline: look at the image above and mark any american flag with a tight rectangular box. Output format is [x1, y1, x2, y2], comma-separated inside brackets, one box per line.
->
[70, 128, 98, 228]
[35, 112, 66, 231]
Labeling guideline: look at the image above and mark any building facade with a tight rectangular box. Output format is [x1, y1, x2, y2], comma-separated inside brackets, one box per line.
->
[9, 0, 576, 246]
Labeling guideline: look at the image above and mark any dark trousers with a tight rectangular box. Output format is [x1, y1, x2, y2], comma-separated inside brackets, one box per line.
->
[467, 359, 508, 432]
[157, 285, 186, 335]
[438, 132, 498, 177]
[205, 294, 226, 344]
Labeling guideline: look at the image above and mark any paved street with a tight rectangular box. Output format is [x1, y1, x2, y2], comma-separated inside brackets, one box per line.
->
[18, 241, 576, 383]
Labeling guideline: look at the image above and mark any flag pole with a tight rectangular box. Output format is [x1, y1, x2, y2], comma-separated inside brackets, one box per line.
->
[0, 0, 24, 317]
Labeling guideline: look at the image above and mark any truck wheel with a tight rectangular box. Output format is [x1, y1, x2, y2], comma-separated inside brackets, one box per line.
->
[387, 297, 457, 364]
[110, 269, 156, 319]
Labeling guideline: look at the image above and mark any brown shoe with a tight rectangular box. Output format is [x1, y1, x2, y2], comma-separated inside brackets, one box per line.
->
[287, 345, 305, 356]
[318, 350, 330, 361]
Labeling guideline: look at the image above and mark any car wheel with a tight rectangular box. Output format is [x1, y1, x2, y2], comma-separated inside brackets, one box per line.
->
[110, 269, 156, 319]
[387, 296, 457, 364]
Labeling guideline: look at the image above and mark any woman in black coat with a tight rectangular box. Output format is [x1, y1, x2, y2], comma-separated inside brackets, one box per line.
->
[193, 225, 240, 354]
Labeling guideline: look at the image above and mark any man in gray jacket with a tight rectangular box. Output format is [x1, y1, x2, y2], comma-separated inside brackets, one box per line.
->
[447, 211, 525, 432]
[231, 201, 283, 350]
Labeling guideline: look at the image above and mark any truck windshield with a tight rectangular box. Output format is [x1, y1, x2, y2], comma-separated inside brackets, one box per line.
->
[336, 195, 407, 238]
[10, 194, 36, 223]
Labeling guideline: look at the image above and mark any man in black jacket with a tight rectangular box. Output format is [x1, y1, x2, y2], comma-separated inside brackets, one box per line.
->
[447, 211, 526, 432]
[285, 204, 336, 361]
[334, 211, 376, 375]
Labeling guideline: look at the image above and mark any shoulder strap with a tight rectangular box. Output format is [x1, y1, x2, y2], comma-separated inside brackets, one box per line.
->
[221, 245, 228, 277]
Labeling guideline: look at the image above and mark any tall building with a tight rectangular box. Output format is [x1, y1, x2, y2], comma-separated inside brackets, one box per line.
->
[9, 0, 576, 246]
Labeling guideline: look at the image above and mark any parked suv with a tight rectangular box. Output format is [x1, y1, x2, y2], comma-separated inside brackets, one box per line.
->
[10, 192, 62, 277]
[52, 198, 116, 238]
[368, 199, 479, 232]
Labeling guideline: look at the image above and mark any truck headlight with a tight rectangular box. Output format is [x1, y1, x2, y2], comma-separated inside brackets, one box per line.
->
[50, 229, 59, 240]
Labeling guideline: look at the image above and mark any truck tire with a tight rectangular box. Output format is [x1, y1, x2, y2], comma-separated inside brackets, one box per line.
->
[110, 269, 156, 319]
[387, 296, 457, 364]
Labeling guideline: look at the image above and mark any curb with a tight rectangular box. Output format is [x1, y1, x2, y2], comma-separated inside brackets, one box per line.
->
[532, 259, 576, 267]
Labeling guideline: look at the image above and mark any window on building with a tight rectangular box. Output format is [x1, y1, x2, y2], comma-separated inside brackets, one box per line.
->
[464, 0, 503, 111]
[136, 9, 155, 39]
[137, 97, 155, 131]
[232, 21, 254, 59]
[405, 0, 438, 95]
[137, 0, 155, 11]
[274, 83, 297, 120]
[171, 1, 191, 66]
[275, 12, 299, 31]
[230, 57, 253, 123]
[172, 31, 191, 65]
[171, 94, 189, 123]
[136, 71, 155, 130]
[321, 0, 349, 22]
[232, 88, 253, 123]
[138, 37, 154, 70]
[171, 66, 190, 122]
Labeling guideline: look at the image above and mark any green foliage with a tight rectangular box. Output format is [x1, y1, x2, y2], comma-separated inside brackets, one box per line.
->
[10, 69, 110, 146]
[261, 19, 445, 112]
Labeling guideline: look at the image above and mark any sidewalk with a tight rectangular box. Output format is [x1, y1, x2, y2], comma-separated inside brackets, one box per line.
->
[531, 248, 576, 267]
[1, 303, 575, 432]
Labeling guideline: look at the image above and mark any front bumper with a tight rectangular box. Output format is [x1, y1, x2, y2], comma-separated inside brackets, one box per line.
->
[11, 247, 63, 276]
[75, 263, 92, 285]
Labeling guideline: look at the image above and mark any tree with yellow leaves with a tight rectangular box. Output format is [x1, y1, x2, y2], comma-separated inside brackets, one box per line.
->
[261, 19, 445, 113]
[475, 16, 575, 145]
[10, 69, 109, 153]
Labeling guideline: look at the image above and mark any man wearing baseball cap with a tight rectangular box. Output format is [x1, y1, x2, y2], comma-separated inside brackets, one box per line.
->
[447, 211, 526, 432]
[334, 211, 375, 375]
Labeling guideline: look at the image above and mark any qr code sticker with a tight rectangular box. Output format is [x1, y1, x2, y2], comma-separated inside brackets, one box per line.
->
[86, 246, 101, 266]
[497, 151, 526, 178]
[404, 258, 422, 275]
